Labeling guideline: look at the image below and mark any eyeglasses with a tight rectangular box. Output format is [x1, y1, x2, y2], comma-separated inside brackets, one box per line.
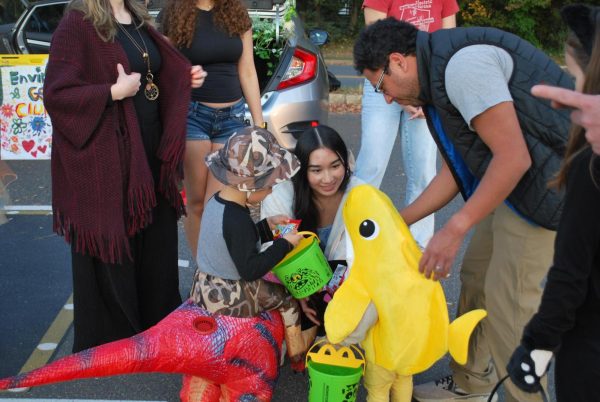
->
[373, 65, 388, 94]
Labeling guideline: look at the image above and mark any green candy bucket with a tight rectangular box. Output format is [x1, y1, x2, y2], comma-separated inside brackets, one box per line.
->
[272, 231, 332, 299]
[306, 341, 365, 402]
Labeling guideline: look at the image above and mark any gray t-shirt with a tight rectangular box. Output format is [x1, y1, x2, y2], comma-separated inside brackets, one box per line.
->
[445, 45, 514, 130]
[196, 193, 291, 281]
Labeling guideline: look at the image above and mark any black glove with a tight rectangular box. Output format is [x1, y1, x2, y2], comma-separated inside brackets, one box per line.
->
[507, 345, 553, 393]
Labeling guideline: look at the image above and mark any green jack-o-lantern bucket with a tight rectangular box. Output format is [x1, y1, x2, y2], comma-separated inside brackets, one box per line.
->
[272, 231, 332, 299]
[306, 340, 366, 402]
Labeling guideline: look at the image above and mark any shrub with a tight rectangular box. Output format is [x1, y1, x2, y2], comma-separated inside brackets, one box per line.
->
[457, 0, 592, 55]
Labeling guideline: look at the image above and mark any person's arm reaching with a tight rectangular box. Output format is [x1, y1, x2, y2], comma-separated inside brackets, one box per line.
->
[400, 159, 459, 226]
[224, 208, 294, 281]
[420, 101, 531, 280]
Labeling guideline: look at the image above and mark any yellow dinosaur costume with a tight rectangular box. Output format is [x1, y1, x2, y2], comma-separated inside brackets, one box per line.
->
[324, 184, 486, 402]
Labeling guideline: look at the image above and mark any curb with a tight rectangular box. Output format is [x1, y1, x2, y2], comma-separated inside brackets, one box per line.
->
[329, 92, 362, 105]
[324, 56, 362, 106]
[324, 58, 354, 66]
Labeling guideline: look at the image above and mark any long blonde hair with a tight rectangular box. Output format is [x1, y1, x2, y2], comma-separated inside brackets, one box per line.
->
[67, 0, 151, 42]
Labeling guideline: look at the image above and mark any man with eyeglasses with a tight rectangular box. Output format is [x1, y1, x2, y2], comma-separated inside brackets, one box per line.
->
[354, 17, 573, 402]
[356, 0, 459, 251]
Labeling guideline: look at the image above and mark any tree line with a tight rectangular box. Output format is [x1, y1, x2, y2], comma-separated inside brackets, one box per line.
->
[297, 0, 600, 55]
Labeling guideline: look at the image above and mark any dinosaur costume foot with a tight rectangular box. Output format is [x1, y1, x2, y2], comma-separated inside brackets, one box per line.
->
[181, 375, 274, 402]
[181, 375, 221, 402]
[284, 325, 307, 372]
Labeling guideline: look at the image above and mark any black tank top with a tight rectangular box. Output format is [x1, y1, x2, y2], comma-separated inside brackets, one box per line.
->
[179, 10, 244, 103]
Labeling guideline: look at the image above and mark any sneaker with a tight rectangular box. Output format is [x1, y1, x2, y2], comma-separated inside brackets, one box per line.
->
[412, 375, 497, 402]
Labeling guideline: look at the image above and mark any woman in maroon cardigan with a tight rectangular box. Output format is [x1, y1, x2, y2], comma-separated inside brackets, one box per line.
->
[43, 0, 205, 352]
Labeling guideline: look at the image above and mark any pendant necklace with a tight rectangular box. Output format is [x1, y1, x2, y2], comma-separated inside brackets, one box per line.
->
[117, 22, 159, 101]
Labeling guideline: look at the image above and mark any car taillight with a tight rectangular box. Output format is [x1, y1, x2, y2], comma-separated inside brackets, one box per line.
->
[276, 47, 317, 90]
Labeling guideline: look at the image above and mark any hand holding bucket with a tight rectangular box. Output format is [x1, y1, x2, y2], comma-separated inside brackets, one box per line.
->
[272, 231, 333, 299]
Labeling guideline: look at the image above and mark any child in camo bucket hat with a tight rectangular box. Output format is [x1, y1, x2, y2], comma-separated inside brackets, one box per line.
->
[191, 126, 307, 377]
[205, 126, 300, 192]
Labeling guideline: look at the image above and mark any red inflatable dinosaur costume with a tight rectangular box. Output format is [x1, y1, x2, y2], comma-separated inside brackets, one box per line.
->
[0, 300, 284, 401]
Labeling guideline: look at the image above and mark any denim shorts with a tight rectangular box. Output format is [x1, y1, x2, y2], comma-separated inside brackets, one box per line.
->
[186, 98, 249, 143]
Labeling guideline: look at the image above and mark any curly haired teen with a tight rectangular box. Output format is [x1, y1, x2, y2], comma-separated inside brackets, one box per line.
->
[161, 0, 265, 258]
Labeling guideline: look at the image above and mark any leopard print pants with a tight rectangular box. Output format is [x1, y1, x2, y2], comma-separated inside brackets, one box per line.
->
[190, 270, 300, 328]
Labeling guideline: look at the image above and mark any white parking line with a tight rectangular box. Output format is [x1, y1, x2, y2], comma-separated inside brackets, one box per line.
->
[17, 295, 74, 377]
[2, 205, 52, 215]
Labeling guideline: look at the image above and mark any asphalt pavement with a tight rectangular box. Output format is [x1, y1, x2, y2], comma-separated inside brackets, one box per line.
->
[326, 62, 363, 92]
[0, 112, 554, 401]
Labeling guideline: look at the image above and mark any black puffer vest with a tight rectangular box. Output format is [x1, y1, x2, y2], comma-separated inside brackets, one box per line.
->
[416, 28, 573, 230]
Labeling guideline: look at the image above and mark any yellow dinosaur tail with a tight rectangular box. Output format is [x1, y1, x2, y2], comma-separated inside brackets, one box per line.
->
[447, 309, 487, 365]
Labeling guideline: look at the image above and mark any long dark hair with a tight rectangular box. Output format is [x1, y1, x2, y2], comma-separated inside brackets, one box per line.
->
[162, 0, 251, 48]
[292, 125, 351, 234]
[553, 10, 600, 189]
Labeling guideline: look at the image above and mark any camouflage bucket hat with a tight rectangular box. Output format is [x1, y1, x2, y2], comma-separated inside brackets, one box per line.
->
[206, 127, 301, 192]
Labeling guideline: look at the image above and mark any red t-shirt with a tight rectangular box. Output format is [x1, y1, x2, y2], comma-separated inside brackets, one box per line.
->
[363, 0, 459, 32]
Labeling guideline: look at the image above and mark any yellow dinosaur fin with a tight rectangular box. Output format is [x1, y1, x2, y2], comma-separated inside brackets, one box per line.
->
[447, 309, 487, 365]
